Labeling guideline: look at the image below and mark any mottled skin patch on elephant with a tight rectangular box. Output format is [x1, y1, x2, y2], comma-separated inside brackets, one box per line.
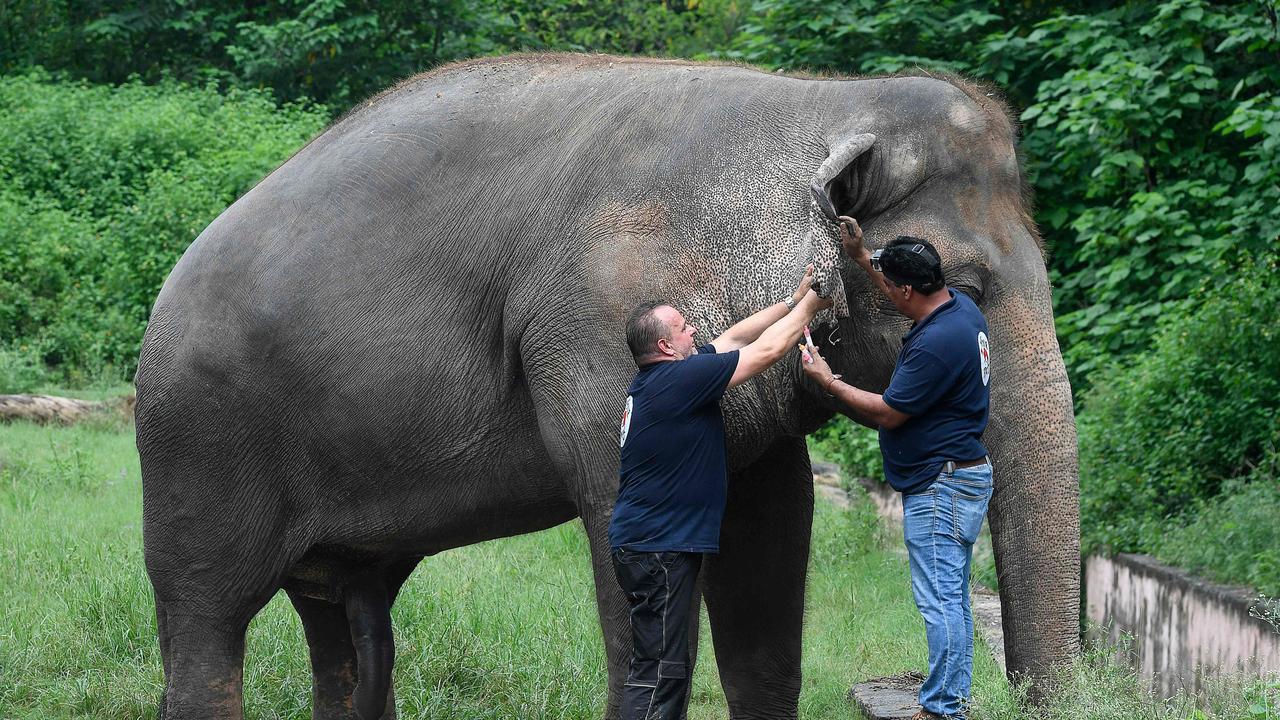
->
[581, 199, 729, 319]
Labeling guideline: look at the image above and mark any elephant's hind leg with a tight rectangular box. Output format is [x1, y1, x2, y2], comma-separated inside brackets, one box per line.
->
[148, 516, 295, 718]
[154, 597, 261, 720]
[703, 436, 813, 720]
[145, 476, 302, 717]
[286, 559, 418, 720]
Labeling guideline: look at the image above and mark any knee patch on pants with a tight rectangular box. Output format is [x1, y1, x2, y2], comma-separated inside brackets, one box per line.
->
[658, 661, 688, 679]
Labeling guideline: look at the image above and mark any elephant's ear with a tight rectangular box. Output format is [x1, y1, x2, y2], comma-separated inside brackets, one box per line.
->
[803, 133, 875, 320]
[809, 133, 876, 222]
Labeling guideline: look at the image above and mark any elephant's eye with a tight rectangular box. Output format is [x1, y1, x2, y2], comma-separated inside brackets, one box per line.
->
[947, 266, 988, 305]
[953, 283, 982, 304]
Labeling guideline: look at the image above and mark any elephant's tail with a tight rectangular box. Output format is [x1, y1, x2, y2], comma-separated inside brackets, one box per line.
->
[345, 576, 395, 720]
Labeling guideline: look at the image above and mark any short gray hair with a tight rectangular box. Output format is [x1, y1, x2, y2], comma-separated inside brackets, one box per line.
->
[625, 302, 672, 365]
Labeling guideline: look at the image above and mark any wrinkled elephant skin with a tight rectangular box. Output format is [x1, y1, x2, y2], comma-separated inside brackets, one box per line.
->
[136, 54, 1079, 720]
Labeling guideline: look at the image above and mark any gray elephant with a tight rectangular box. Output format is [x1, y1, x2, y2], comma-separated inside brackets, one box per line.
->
[135, 53, 1079, 720]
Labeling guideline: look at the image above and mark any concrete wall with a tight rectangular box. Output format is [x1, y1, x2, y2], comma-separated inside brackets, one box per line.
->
[1085, 553, 1280, 697]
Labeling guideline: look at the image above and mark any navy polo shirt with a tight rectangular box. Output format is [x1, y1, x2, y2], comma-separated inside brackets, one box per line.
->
[609, 344, 740, 553]
[880, 290, 991, 495]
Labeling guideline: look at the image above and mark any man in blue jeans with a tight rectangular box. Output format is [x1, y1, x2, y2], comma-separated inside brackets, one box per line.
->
[609, 267, 830, 720]
[802, 217, 993, 720]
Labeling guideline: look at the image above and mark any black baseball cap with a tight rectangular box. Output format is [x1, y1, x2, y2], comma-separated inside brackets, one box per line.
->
[874, 236, 944, 291]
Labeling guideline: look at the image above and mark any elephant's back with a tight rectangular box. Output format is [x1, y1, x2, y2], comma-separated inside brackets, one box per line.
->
[143, 56, 829, 363]
[133, 55, 844, 453]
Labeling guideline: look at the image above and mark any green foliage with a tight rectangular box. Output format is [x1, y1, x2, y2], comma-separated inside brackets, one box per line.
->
[0, 70, 327, 379]
[724, 0, 1011, 75]
[1155, 464, 1280, 596]
[1077, 259, 1280, 555]
[0, 0, 740, 109]
[808, 414, 883, 481]
[0, 1, 495, 108]
[1016, 2, 1280, 384]
[0, 345, 49, 394]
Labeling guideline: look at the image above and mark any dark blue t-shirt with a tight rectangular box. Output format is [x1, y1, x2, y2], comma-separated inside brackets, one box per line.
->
[609, 344, 740, 553]
[880, 290, 991, 495]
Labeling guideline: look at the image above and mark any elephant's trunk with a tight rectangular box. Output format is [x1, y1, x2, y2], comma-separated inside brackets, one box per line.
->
[982, 280, 1081, 700]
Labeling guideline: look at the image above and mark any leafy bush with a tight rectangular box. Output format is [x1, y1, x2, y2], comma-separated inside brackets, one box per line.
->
[808, 414, 883, 481]
[0, 0, 741, 109]
[1018, 2, 1280, 385]
[0, 345, 48, 394]
[1078, 257, 1280, 555]
[1155, 455, 1280, 596]
[0, 70, 328, 379]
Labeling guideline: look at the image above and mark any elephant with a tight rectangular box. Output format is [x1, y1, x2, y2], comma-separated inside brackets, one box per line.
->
[134, 53, 1080, 719]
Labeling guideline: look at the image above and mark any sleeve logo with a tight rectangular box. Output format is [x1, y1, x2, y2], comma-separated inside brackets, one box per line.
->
[977, 331, 991, 386]
[620, 395, 634, 447]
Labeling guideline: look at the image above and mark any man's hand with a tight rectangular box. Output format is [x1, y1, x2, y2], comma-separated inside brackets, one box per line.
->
[800, 334, 912, 429]
[800, 288, 834, 313]
[837, 216, 866, 261]
[726, 288, 833, 388]
[799, 339, 837, 391]
[791, 263, 816, 306]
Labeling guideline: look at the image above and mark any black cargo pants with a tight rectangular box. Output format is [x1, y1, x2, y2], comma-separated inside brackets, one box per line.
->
[610, 548, 702, 720]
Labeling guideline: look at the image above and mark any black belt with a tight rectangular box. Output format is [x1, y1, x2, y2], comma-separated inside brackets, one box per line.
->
[941, 456, 990, 473]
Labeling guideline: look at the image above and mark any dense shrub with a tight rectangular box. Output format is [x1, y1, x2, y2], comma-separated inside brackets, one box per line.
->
[808, 414, 883, 481]
[0, 70, 328, 382]
[1155, 455, 1280, 596]
[1078, 258, 1280, 555]
[0, 345, 49, 394]
[0, 0, 742, 109]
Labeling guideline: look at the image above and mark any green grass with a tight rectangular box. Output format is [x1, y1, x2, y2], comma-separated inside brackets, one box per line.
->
[2, 420, 1274, 719]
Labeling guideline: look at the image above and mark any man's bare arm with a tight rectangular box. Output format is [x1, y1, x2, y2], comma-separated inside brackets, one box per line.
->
[824, 377, 911, 430]
[799, 339, 912, 429]
[727, 290, 831, 388]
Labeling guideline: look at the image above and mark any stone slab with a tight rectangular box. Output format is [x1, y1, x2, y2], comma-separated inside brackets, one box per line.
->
[848, 672, 925, 719]
[812, 461, 851, 508]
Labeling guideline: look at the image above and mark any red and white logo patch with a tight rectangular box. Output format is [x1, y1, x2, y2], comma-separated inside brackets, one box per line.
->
[977, 331, 991, 386]
[620, 395, 634, 447]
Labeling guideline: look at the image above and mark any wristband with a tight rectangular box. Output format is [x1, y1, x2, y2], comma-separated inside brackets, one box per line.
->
[783, 296, 797, 311]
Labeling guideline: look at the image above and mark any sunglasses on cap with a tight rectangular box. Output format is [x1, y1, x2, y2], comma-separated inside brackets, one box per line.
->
[869, 244, 927, 273]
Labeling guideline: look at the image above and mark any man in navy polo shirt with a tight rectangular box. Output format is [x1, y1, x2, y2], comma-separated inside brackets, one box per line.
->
[610, 266, 830, 720]
[802, 217, 993, 720]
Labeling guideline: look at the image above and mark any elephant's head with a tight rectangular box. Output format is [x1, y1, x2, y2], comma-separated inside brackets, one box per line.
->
[805, 76, 1081, 695]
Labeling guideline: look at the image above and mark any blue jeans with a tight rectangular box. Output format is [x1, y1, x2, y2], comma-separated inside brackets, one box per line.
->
[902, 464, 993, 719]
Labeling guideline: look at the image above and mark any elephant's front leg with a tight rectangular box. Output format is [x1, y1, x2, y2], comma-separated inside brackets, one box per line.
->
[703, 436, 813, 720]
[523, 347, 645, 720]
